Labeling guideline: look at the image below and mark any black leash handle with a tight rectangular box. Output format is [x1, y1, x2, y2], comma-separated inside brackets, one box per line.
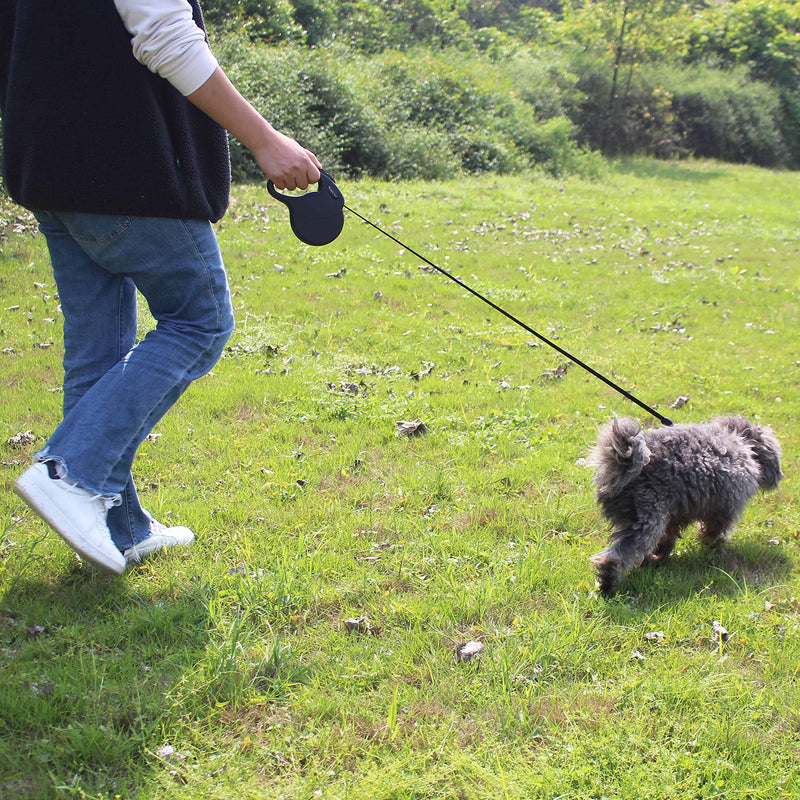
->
[344, 202, 673, 427]
[267, 170, 344, 246]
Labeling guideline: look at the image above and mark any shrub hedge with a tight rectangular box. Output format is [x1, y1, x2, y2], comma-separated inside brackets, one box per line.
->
[216, 38, 604, 181]
[215, 34, 796, 182]
[1, 18, 796, 194]
[571, 57, 790, 166]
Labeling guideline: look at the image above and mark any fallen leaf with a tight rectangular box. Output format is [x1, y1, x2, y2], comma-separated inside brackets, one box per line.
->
[457, 641, 484, 662]
[156, 745, 180, 761]
[712, 620, 729, 644]
[343, 617, 380, 636]
[538, 362, 572, 382]
[410, 362, 435, 380]
[228, 563, 265, 579]
[396, 420, 428, 437]
[6, 430, 35, 449]
[26, 679, 54, 698]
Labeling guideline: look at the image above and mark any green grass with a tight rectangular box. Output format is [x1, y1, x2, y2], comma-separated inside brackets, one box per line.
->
[0, 158, 798, 799]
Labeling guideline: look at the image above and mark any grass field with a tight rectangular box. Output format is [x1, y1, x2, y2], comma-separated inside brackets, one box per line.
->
[0, 159, 798, 799]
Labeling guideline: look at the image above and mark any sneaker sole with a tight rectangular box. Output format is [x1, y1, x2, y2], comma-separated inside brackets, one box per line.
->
[14, 473, 126, 575]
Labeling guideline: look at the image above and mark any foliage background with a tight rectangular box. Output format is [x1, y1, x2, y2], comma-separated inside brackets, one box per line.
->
[194, 0, 800, 180]
[1, 2, 798, 186]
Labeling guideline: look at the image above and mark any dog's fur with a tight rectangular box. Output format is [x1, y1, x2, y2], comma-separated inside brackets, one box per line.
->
[588, 416, 783, 597]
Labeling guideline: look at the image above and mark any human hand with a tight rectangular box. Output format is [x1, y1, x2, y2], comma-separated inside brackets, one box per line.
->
[255, 127, 321, 192]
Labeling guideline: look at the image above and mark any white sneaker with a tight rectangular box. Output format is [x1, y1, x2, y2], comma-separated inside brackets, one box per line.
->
[123, 521, 195, 565]
[14, 462, 126, 575]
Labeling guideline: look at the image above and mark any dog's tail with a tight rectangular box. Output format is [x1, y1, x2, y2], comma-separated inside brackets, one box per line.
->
[588, 416, 651, 500]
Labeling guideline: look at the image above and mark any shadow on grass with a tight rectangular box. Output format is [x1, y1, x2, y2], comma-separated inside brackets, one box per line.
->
[0, 565, 212, 799]
[604, 539, 794, 608]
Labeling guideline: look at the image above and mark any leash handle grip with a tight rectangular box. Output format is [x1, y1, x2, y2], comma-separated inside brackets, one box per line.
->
[266, 169, 338, 203]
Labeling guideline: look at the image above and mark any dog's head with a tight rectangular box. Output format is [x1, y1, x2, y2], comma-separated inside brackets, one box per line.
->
[719, 417, 784, 490]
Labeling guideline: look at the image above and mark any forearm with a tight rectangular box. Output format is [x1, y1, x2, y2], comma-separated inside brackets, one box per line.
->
[186, 67, 277, 155]
[186, 67, 321, 190]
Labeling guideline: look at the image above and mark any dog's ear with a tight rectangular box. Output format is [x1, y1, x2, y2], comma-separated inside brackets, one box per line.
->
[590, 417, 650, 499]
[609, 417, 645, 460]
[717, 415, 755, 439]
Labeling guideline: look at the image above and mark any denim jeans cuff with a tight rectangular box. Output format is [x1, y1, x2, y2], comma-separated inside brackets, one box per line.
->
[33, 450, 122, 507]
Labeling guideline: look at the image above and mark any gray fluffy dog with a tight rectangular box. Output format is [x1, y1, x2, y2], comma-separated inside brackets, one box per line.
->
[589, 416, 783, 597]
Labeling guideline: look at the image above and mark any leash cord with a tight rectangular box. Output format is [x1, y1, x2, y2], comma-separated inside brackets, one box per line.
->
[343, 202, 673, 427]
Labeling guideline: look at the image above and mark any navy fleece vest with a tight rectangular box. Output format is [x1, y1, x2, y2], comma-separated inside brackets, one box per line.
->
[0, 0, 230, 222]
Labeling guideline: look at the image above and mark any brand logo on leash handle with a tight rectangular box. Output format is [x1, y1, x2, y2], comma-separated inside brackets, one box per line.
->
[270, 170, 673, 427]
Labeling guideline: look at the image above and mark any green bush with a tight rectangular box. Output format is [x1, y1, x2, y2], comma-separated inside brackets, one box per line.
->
[216, 38, 597, 181]
[343, 47, 597, 177]
[505, 48, 584, 121]
[571, 55, 791, 167]
[505, 115, 604, 178]
[667, 66, 789, 166]
[203, 0, 305, 42]
[777, 86, 800, 167]
[451, 126, 527, 174]
[381, 127, 461, 180]
[571, 54, 678, 157]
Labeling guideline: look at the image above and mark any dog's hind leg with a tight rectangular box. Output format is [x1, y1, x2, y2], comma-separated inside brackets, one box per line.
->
[651, 522, 681, 562]
[697, 511, 738, 547]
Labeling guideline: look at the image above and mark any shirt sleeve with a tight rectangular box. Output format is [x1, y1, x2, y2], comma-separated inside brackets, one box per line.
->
[113, 0, 219, 96]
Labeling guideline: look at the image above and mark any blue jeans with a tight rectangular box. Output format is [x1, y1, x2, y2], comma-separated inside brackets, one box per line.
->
[33, 212, 235, 552]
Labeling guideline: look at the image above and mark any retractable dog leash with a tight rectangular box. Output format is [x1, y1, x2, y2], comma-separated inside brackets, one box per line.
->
[267, 170, 345, 246]
[267, 171, 673, 427]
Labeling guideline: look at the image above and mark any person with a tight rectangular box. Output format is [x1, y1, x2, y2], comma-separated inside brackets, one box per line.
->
[0, 0, 321, 575]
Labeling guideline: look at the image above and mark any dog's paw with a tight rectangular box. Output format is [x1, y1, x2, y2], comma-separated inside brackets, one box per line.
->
[592, 556, 624, 598]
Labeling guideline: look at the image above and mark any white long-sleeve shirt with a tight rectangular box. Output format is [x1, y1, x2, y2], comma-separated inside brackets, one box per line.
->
[113, 0, 218, 96]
